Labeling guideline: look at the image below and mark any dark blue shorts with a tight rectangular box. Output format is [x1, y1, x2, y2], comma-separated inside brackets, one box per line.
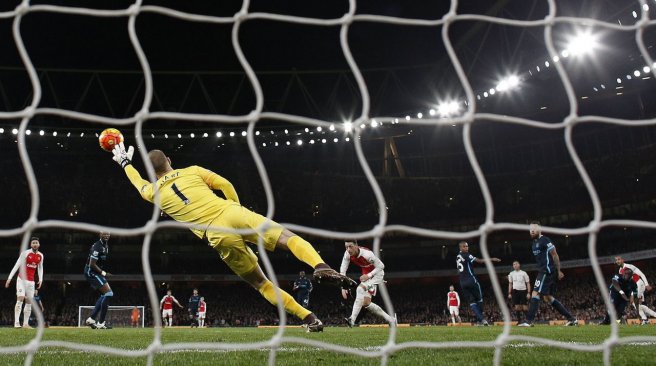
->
[84, 269, 107, 290]
[460, 281, 483, 304]
[534, 272, 556, 296]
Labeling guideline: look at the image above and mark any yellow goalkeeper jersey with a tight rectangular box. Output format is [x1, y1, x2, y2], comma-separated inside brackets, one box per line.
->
[124, 165, 240, 239]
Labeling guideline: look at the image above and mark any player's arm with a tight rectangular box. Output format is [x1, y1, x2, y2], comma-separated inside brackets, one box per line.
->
[456, 292, 460, 307]
[474, 256, 501, 264]
[361, 252, 384, 282]
[5, 252, 24, 288]
[626, 264, 650, 288]
[308, 279, 313, 292]
[446, 293, 450, 309]
[195, 166, 240, 204]
[173, 296, 183, 308]
[339, 251, 350, 275]
[611, 277, 629, 301]
[159, 296, 165, 310]
[37, 253, 44, 289]
[124, 165, 155, 203]
[110, 143, 155, 202]
[524, 272, 531, 298]
[88, 246, 111, 277]
[508, 274, 513, 299]
[549, 245, 564, 279]
[340, 252, 351, 299]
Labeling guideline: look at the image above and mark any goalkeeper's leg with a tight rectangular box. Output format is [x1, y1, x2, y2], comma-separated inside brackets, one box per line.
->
[241, 265, 313, 321]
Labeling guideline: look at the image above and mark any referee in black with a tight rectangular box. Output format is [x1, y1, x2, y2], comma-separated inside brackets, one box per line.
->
[507, 260, 530, 324]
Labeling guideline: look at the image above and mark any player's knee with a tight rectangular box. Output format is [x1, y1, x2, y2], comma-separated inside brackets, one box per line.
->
[362, 297, 372, 307]
[356, 285, 366, 298]
[104, 291, 114, 297]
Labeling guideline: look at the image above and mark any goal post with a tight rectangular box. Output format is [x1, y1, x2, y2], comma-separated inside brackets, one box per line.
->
[78, 306, 145, 328]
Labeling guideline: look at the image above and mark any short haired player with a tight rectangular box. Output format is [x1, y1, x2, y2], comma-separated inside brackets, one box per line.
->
[519, 223, 577, 327]
[198, 297, 207, 327]
[111, 145, 355, 332]
[5, 237, 44, 328]
[456, 241, 500, 326]
[84, 231, 113, 329]
[160, 289, 183, 327]
[615, 256, 656, 325]
[340, 241, 395, 327]
[447, 285, 461, 324]
[508, 261, 531, 324]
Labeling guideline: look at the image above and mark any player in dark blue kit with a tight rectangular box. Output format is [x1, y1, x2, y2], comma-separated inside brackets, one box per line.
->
[188, 288, 201, 328]
[519, 223, 577, 327]
[84, 231, 113, 329]
[456, 241, 500, 326]
[293, 271, 313, 308]
[601, 268, 637, 325]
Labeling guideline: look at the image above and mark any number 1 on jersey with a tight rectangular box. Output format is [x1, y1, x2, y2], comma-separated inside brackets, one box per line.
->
[171, 183, 190, 205]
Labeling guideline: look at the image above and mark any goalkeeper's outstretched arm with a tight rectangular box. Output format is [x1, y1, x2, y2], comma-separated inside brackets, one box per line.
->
[111, 143, 154, 203]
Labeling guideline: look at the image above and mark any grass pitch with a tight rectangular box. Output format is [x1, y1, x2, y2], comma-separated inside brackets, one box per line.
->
[0, 325, 653, 365]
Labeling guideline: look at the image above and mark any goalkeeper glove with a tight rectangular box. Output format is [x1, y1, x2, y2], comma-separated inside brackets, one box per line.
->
[112, 142, 134, 168]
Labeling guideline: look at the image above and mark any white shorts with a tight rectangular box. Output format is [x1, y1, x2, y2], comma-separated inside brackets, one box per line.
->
[637, 279, 646, 300]
[162, 309, 173, 318]
[360, 272, 385, 298]
[198, 312, 206, 319]
[16, 279, 35, 299]
[449, 306, 460, 316]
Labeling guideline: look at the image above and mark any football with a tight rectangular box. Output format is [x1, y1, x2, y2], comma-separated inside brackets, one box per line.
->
[98, 128, 123, 152]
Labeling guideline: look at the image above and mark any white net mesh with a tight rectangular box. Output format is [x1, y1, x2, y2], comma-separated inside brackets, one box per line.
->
[1, 0, 656, 365]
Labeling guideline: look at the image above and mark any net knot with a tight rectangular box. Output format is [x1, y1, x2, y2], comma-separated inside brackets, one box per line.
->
[127, 4, 141, 15]
[234, 10, 248, 22]
[14, 3, 29, 15]
[135, 109, 150, 121]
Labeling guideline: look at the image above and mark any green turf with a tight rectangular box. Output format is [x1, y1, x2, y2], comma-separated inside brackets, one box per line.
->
[0, 326, 653, 365]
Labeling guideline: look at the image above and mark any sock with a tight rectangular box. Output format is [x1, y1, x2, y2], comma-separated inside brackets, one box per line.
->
[14, 301, 23, 325]
[365, 302, 393, 323]
[515, 310, 523, 322]
[350, 286, 366, 321]
[258, 280, 312, 320]
[549, 298, 574, 321]
[469, 303, 483, 322]
[99, 291, 113, 323]
[640, 304, 656, 319]
[287, 236, 324, 268]
[168, 317, 173, 327]
[90, 295, 103, 319]
[526, 297, 540, 322]
[451, 316, 456, 324]
[23, 303, 32, 326]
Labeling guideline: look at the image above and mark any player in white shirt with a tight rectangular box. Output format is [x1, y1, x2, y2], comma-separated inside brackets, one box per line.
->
[615, 256, 656, 325]
[340, 241, 395, 327]
[447, 285, 461, 324]
[5, 237, 44, 328]
[507, 261, 531, 324]
[160, 289, 184, 327]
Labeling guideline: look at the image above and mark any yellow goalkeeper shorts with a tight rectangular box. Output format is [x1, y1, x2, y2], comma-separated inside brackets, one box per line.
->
[205, 205, 283, 276]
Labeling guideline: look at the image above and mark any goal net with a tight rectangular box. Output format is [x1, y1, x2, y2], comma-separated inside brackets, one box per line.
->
[78, 306, 145, 328]
[1, 0, 656, 366]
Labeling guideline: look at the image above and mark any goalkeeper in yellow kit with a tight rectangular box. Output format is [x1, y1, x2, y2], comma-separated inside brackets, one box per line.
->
[112, 143, 354, 331]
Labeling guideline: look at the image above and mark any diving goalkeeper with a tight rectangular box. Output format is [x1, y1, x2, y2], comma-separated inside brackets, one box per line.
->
[111, 143, 354, 331]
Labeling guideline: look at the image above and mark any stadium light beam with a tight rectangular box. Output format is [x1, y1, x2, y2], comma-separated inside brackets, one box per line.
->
[565, 31, 599, 57]
[437, 101, 460, 117]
